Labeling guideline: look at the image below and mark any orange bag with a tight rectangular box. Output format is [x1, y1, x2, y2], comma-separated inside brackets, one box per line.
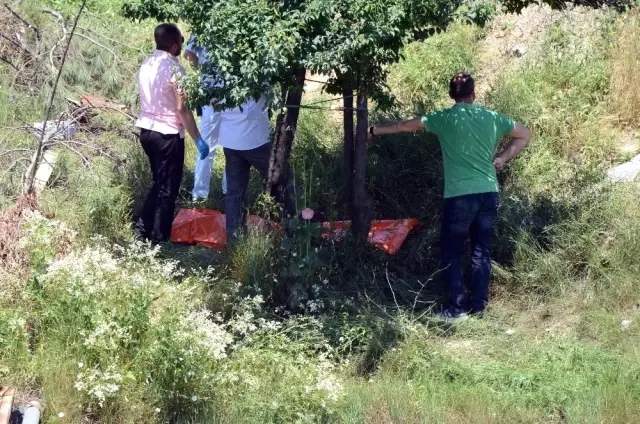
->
[171, 209, 279, 251]
[171, 209, 420, 255]
[171, 208, 227, 251]
[322, 219, 421, 255]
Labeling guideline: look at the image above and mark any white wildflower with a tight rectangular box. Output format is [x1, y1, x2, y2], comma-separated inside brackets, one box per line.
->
[505, 329, 516, 335]
[58, 412, 65, 418]
[181, 310, 233, 359]
[191, 395, 198, 402]
[78, 362, 84, 368]
[316, 375, 343, 402]
[155, 408, 161, 413]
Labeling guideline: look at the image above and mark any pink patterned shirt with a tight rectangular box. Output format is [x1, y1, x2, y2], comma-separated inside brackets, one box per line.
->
[135, 50, 185, 137]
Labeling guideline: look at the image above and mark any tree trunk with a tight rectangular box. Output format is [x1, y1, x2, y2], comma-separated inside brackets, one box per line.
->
[352, 90, 372, 238]
[343, 87, 354, 214]
[266, 67, 306, 215]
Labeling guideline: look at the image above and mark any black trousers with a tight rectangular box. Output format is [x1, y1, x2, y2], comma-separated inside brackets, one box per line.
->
[135, 129, 185, 243]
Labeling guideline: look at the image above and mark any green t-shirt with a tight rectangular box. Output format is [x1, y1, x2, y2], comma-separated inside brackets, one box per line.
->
[421, 103, 515, 199]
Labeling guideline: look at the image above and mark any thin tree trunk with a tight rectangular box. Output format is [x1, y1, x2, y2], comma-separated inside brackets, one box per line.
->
[343, 87, 354, 214]
[266, 66, 306, 215]
[352, 90, 372, 238]
[23, 0, 87, 195]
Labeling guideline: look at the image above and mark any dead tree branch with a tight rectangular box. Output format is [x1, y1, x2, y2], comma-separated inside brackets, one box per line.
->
[0, 55, 18, 70]
[23, 0, 87, 195]
[4, 4, 41, 40]
[40, 8, 67, 76]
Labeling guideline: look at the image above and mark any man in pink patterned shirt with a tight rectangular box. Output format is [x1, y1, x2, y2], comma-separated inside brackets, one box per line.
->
[134, 23, 209, 243]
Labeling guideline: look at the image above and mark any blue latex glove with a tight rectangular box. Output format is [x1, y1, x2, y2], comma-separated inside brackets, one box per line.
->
[194, 137, 209, 160]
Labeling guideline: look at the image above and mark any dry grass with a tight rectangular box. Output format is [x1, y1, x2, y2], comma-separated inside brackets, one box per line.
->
[610, 10, 640, 126]
[0, 195, 37, 274]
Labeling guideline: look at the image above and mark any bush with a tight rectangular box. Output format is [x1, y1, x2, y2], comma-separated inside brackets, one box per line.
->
[16, 213, 346, 422]
[455, 0, 498, 28]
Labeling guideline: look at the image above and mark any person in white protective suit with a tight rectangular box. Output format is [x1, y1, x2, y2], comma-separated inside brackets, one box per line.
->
[184, 37, 228, 200]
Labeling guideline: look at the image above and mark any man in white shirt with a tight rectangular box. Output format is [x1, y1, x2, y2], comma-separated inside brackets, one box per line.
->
[220, 96, 275, 243]
[183, 37, 227, 200]
[220, 95, 298, 243]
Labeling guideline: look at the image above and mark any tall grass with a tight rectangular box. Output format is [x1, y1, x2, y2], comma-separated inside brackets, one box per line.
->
[388, 23, 482, 115]
[610, 10, 640, 126]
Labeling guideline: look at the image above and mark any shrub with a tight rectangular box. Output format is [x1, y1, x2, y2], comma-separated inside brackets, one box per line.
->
[455, 0, 498, 27]
[18, 213, 346, 422]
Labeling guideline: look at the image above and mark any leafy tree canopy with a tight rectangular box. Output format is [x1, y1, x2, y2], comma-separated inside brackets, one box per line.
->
[122, 0, 461, 110]
[122, 0, 637, 111]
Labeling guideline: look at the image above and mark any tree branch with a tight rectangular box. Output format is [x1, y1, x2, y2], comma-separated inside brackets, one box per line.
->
[4, 4, 41, 40]
[41, 8, 67, 76]
[0, 55, 18, 70]
[23, 0, 87, 195]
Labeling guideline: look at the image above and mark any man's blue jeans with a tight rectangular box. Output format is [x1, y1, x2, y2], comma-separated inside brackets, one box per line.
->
[224, 143, 296, 244]
[440, 192, 499, 314]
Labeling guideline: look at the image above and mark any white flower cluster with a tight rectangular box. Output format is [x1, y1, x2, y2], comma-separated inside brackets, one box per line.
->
[21, 210, 77, 243]
[315, 374, 343, 402]
[75, 364, 123, 407]
[229, 295, 282, 337]
[180, 310, 233, 360]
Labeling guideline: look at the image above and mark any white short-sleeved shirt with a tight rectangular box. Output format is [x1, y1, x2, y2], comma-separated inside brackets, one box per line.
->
[187, 38, 270, 151]
[219, 96, 270, 151]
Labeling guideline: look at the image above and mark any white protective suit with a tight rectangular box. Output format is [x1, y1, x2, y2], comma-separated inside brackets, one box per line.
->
[187, 39, 227, 200]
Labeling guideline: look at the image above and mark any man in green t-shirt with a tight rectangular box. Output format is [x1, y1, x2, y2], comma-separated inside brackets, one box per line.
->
[369, 72, 531, 320]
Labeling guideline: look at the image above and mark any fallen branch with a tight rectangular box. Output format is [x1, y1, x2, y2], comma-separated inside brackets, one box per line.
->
[40, 8, 67, 76]
[0, 32, 34, 57]
[4, 4, 41, 40]
[0, 55, 18, 70]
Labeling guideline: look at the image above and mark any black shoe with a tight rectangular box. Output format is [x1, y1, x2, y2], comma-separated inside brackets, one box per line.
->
[469, 309, 485, 319]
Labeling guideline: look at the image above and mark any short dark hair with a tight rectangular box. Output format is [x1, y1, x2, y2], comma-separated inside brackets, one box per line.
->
[154, 23, 182, 52]
[449, 72, 475, 100]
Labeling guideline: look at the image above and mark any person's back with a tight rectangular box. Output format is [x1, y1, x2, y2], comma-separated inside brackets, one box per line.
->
[136, 50, 185, 137]
[368, 72, 532, 321]
[422, 103, 514, 198]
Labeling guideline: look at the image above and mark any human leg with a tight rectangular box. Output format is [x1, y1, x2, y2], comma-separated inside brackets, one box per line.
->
[192, 106, 221, 200]
[440, 194, 481, 314]
[469, 193, 499, 314]
[149, 132, 185, 242]
[134, 129, 159, 240]
[223, 147, 251, 243]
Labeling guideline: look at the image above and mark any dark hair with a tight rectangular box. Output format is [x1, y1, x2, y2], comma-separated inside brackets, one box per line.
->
[449, 72, 475, 100]
[154, 23, 182, 52]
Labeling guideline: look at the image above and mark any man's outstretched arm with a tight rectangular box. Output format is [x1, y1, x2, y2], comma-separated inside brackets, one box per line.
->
[494, 122, 532, 171]
[369, 118, 424, 139]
